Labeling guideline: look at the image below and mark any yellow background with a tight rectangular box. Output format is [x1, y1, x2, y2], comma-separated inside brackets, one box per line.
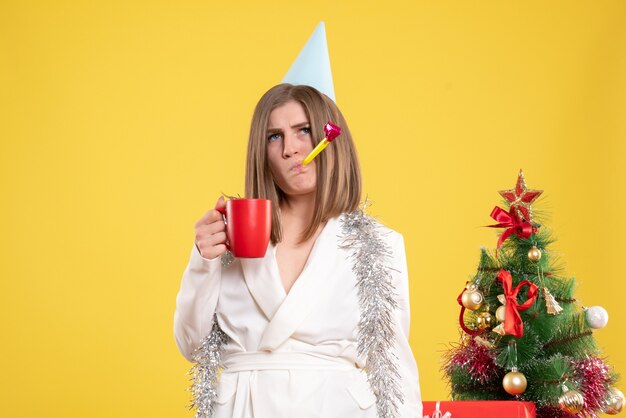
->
[2, 1, 625, 417]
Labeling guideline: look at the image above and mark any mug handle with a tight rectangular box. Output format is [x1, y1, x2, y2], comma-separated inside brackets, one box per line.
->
[215, 205, 231, 252]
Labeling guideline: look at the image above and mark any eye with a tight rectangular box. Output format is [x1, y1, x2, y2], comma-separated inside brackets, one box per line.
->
[267, 133, 282, 142]
[299, 127, 311, 136]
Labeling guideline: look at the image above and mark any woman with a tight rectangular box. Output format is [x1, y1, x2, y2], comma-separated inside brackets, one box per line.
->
[174, 84, 422, 417]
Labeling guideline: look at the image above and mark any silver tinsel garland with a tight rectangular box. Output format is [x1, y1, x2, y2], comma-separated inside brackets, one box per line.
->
[220, 250, 234, 268]
[339, 204, 405, 418]
[187, 252, 233, 417]
[189, 203, 404, 418]
[189, 313, 228, 418]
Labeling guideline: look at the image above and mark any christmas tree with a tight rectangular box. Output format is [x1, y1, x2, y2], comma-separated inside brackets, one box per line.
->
[443, 170, 624, 417]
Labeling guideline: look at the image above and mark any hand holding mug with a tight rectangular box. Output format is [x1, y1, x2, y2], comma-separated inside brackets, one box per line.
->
[194, 196, 272, 260]
[194, 196, 228, 260]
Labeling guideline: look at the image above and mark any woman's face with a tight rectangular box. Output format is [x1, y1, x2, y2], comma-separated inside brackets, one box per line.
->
[266, 100, 317, 198]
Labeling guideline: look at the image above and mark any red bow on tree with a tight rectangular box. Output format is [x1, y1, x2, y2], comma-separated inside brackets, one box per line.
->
[496, 269, 539, 338]
[488, 206, 537, 252]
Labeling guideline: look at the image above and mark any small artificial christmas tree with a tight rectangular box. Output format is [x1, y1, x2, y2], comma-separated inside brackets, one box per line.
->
[443, 170, 624, 417]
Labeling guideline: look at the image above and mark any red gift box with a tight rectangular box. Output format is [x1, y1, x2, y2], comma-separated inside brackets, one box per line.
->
[423, 400, 536, 418]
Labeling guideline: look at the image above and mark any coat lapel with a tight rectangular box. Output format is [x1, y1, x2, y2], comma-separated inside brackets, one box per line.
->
[258, 216, 341, 351]
[239, 244, 286, 322]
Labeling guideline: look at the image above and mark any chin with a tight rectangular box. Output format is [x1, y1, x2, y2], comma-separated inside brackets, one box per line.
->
[278, 182, 316, 197]
[284, 188, 316, 197]
[276, 177, 316, 196]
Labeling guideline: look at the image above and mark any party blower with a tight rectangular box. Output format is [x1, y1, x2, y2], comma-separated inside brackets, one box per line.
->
[301, 122, 341, 166]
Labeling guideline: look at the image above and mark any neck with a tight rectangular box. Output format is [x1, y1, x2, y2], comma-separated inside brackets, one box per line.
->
[279, 192, 318, 242]
[280, 192, 315, 224]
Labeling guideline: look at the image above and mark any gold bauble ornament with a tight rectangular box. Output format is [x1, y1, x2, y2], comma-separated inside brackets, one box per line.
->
[605, 388, 625, 415]
[492, 323, 505, 335]
[503, 369, 527, 395]
[475, 312, 494, 330]
[461, 284, 484, 311]
[496, 306, 506, 322]
[528, 246, 542, 261]
[558, 385, 585, 414]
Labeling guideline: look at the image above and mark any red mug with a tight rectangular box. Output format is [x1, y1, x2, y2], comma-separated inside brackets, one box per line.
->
[216, 198, 272, 258]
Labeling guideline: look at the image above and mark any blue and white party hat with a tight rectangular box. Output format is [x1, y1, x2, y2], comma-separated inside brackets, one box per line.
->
[282, 21, 336, 102]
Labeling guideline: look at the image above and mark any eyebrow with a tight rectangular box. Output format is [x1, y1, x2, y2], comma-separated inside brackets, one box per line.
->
[267, 121, 310, 133]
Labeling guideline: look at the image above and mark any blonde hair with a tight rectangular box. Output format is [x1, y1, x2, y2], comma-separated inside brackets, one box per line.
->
[245, 84, 362, 245]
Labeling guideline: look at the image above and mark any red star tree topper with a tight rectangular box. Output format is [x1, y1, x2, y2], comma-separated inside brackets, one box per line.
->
[499, 169, 543, 222]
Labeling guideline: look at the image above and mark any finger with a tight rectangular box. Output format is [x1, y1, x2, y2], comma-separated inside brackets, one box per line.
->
[210, 244, 228, 260]
[195, 220, 225, 240]
[207, 232, 227, 247]
[196, 231, 227, 248]
[199, 244, 227, 260]
[214, 195, 226, 210]
[196, 208, 223, 227]
[195, 231, 227, 252]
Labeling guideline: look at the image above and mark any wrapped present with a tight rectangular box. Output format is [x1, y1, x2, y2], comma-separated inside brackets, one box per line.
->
[423, 401, 535, 418]
[423, 401, 452, 418]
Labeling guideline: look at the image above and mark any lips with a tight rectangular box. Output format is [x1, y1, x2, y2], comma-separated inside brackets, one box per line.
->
[290, 161, 306, 172]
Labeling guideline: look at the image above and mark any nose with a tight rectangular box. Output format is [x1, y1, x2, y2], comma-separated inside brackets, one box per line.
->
[282, 131, 302, 158]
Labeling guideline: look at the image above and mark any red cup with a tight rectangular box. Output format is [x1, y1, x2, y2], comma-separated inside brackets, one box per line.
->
[216, 198, 272, 258]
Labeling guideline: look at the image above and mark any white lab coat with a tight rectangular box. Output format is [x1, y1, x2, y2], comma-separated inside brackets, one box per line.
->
[174, 214, 423, 417]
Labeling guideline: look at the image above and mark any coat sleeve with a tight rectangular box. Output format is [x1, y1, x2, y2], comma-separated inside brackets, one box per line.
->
[391, 232, 423, 418]
[173, 244, 222, 362]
